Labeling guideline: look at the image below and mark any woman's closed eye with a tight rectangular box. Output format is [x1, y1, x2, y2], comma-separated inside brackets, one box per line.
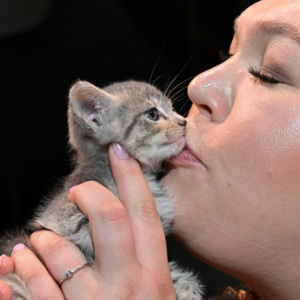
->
[248, 66, 281, 86]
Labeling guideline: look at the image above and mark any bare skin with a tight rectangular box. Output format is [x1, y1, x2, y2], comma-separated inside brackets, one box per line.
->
[2, 1, 300, 299]
[164, 1, 300, 299]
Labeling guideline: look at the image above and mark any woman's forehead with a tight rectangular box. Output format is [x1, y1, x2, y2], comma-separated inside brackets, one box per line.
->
[236, 0, 300, 35]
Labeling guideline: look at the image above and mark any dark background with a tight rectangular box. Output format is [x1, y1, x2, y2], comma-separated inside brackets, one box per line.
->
[0, 0, 256, 297]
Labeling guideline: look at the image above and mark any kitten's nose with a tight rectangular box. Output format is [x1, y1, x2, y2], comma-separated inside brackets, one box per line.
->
[178, 119, 187, 127]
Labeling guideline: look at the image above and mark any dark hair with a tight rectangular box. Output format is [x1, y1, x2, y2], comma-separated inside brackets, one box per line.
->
[219, 287, 260, 300]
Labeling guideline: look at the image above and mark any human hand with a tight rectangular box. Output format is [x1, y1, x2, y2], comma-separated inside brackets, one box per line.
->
[4, 143, 175, 299]
[0, 244, 65, 300]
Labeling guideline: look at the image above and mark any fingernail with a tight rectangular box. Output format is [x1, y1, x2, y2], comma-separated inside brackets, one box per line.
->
[112, 143, 129, 159]
[13, 244, 26, 253]
[69, 185, 78, 194]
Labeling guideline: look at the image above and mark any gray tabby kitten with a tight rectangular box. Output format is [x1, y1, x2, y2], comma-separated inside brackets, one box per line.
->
[0, 80, 203, 299]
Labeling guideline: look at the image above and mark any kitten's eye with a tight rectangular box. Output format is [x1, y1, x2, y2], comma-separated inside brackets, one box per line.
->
[144, 107, 160, 121]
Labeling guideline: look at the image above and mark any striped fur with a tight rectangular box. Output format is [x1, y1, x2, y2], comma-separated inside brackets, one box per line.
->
[0, 80, 203, 299]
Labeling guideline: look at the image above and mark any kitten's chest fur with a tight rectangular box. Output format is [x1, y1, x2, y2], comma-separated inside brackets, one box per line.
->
[30, 153, 115, 262]
[32, 156, 173, 264]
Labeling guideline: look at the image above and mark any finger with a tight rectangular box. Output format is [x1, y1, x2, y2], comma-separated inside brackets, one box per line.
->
[11, 243, 64, 300]
[0, 255, 14, 300]
[0, 281, 13, 300]
[68, 182, 139, 278]
[0, 255, 14, 277]
[30, 230, 94, 299]
[108, 143, 168, 271]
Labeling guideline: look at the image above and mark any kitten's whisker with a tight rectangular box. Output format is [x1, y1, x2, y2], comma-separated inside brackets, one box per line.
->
[149, 43, 166, 84]
[164, 56, 192, 97]
[171, 89, 188, 102]
[152, 73, 174, 89]
[172, 94, 188, 105]
[168, 81, 193, 104]
[150, 56, 162, 85]
[181, 110, 189, 118]
[167, 76, 193, 99]
[177, 98, 191, 115]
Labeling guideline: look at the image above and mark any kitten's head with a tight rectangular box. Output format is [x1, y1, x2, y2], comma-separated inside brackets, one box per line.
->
[68, 80, 186, 169]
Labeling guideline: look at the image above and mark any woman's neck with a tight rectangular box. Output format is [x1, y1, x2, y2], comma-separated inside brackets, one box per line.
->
[241, 256, 300, 300]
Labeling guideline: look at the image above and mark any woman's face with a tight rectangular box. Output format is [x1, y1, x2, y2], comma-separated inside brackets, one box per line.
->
[164, 0, 300, 283]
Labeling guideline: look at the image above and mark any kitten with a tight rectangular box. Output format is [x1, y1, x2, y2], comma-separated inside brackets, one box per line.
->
[0, 80, 203, 299]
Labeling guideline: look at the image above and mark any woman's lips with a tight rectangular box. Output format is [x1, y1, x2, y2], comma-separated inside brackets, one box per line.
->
[168, 143, 204, 166]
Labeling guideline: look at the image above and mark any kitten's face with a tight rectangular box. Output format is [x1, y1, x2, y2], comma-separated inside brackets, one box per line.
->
[68, 80, 186, 169]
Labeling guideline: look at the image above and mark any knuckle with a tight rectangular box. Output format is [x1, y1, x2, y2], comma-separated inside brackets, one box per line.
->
[133, 199, 159, 223]
[43, 235, 70, 255]
[113, 276, 140, 299]
[97, 201, 127, 225]
[21, 267, 45, 286]
[155, 273, 174, 293]
[124, 166, 141, 178]
[119, 282, 136, 298]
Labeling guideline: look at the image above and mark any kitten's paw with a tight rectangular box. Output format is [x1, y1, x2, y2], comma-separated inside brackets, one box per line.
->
[169, 261, 204, 300]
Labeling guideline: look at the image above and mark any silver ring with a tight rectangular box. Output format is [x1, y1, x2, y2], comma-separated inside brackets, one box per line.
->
[59, 262, 90, 286]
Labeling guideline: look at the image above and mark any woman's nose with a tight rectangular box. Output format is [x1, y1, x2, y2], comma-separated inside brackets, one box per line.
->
[188, 65, 232, 122]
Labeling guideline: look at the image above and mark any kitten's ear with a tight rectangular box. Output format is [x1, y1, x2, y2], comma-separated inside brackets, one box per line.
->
[69, 80, 113, 126]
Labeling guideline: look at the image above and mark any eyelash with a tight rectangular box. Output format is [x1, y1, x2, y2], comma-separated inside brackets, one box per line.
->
[248, 67, 280, 85]
[219, 50, 281, 86]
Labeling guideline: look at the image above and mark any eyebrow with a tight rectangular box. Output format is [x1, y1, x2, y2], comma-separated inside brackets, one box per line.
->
[234, 19, 300, 45]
